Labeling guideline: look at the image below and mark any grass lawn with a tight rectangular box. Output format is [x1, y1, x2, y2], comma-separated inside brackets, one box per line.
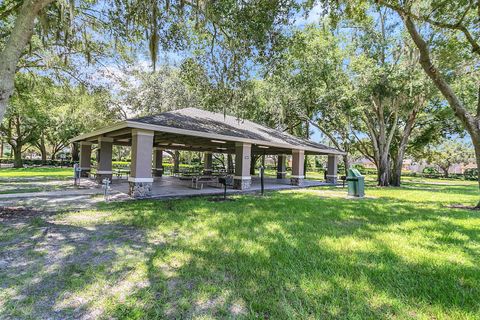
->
[0, 167, 73, 179]
[0, 179, 479, 319]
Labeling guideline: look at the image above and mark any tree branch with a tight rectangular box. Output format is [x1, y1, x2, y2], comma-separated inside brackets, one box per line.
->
[477, 85, 480, 117]
[308, 119, 341, 150]
[351, 128, 375, 163]
[377, 0, 480, 55]
[386, 109, 399, 149]
[0, 1, 22, 19]
[400, 14, 477, 133]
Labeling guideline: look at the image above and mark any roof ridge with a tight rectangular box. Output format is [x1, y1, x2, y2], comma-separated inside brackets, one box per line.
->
[124, 107, 343, 154]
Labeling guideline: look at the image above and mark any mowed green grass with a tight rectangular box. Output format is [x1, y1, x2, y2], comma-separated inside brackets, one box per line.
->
[0, 167, 73, 179]
[1, 179, 479, 319]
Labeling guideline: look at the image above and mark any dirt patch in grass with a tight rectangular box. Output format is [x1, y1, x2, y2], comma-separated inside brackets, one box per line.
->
[208, 197, 236, 202]
[0, 206, 50, 218]
[446, 204, 480, 211]
[0, 208, 167, 319]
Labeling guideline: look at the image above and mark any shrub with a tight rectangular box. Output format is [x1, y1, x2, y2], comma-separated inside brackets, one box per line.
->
[422, 167, 439, 175]
[0, 158, 74, 167]
[112, 161, 130, 169]
[337, 161, 346, 174]
[464, 168, 479, 181]
[352, 164, 366, 174]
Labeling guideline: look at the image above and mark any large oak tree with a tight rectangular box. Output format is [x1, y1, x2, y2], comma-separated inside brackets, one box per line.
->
[0, 0, 298, 122]
[374, 0, 480, 206]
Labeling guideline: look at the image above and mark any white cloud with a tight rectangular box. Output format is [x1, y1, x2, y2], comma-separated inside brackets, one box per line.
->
[293, 3, 325, 27]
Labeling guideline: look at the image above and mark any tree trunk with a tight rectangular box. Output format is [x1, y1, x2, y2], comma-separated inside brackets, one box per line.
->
[390, 148, 406, 187]
[250, 155, 259, 175]
[363, 100, 398, 187]
[50, 142, 66, 161]
[173, 150, 180, 173]
[213, 154, 225, 169]
[227, 154, 234, 173]
[40, 146, 47, 162]
[71, 143, 79, 162]
[13, 146, 23, 168]
[36, 136, 47, 163]
[391, 157, 401, 187]
[51, 152, 56, 161]
[0, 0, 55, 122]
[442, 167, 449, 178]
[304, 155, 308, 177]
[343, 154, 350, 176]
[474, 141, 480, 208]
[378, 152, 390, 186]
[391, 109, 418, 186]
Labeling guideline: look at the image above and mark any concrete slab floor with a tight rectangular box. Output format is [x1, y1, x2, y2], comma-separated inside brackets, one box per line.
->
[0, 176, 335, 210]
[109, 176, 332, 199]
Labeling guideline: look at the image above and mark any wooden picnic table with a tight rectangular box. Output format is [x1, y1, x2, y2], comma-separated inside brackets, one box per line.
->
[190, 175, 218, 189]
[114, 169, 130, 179]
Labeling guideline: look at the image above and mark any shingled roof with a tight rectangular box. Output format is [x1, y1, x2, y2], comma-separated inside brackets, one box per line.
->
[72, 107, 344, 155]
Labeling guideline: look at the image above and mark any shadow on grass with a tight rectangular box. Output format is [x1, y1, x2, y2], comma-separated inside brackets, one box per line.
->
[398, 182, 479, 195]
[1, 184, 479, 319]
[101, 192, 480, 318]
[0, 211, 169, 319]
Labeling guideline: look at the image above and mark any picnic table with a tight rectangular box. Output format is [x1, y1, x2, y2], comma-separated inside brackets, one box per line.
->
[114, 169, 130, 179]
[190, 175, 218, 189]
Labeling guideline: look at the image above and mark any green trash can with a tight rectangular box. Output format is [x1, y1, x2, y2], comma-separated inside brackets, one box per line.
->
[346, 168, 365, 197]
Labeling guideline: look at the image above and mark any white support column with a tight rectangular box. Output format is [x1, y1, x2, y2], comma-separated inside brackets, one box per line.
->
[96, 137, 113, 183]
[79, 141, 92, 177]
[326, 154, 338, 184]
[128, 129, 154, 198]
[233, 142, 252, 190]
[153, 147, 164, 177]
[291, 149, 305, 186]
[277, 154, 287, 179]
[204, 151, 213, 175]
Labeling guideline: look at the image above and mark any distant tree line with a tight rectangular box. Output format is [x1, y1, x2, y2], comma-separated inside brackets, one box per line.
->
[0, 73, 119, 167]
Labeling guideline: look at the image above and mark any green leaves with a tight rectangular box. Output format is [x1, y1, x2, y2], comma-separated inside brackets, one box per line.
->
[416, 139, 475, 175]
[2, 72, 119, 161]
[119, 65, 198, 116]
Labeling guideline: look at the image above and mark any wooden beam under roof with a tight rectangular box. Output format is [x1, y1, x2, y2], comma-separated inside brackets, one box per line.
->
[112, 140, 131, 146]
[155, 144, 235, 153]
[105, 128, 132, 137]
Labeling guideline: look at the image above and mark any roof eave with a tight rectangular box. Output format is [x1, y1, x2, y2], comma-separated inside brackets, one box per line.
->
[69, 121, 128, 143]
[69, 119, 346, 155]
[126, 120, 345, 155]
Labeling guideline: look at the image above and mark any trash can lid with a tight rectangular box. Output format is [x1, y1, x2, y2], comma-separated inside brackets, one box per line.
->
[347, 168, 363, 177]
